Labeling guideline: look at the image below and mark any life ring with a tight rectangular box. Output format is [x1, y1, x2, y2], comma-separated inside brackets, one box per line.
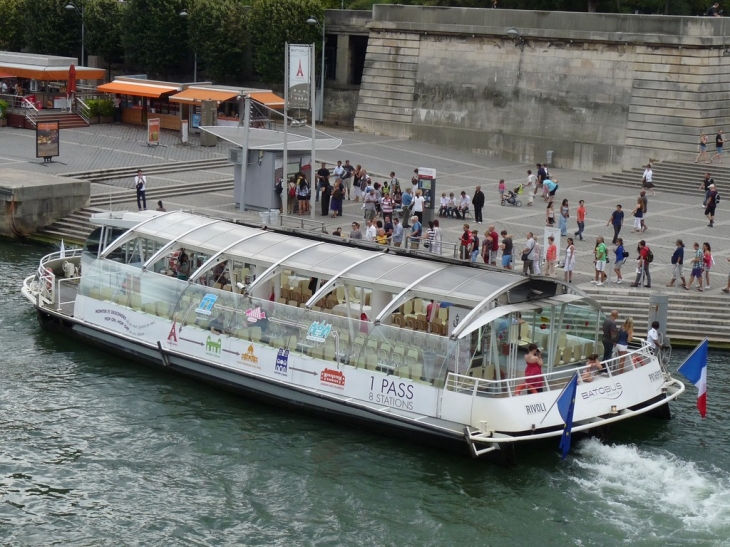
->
[44, 267, 53, 291]
[632, 355, 642, 368]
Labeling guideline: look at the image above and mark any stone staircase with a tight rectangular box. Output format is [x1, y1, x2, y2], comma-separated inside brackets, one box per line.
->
[588, 160, 730, 195]
[34, 158, 234, 245]
[32, 110, 90, 129]
[353, 31, 420, 137]
[581, 286, 729, 347]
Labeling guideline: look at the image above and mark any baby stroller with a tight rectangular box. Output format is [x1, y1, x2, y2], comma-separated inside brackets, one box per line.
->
[501, 185, 523, 207]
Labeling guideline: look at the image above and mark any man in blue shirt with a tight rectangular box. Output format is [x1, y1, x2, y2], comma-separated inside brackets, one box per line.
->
[410, 216, 422, 249]
[401, 188, 413, 228]
[667, 239, 686, 288]
[606, 204, 624, 244]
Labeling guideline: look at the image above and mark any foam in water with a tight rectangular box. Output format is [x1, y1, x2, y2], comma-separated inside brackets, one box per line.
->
[570, 439, 730, 538]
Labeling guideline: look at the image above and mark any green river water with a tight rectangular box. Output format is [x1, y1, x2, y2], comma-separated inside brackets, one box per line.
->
[1, 240, 729, 547]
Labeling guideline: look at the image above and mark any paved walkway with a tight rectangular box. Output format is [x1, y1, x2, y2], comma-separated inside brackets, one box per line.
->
[1, 123, 728, 293]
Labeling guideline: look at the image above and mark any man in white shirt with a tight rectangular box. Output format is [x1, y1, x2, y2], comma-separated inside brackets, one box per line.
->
[647, 321, 661, 353]
[365, 219, 377, 241]
[333, 160, 345, 182]
[526, 169, 536, 205]
[134, 169, 147, 211]
[438, 193, 449, 217]
[455, 191, 471, 219]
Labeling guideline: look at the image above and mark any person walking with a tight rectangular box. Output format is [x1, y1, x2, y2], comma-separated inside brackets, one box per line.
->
[546, 200, 556, 226]
[472, 185, 485, 223]
[641, 164, 656, 196]
[630, 198, 644, 233]
[545, 236, 558, 277]
[134, 169, 147, 211]
[526, 169, 536, 206]
[630, 240, 652, 288]
[705, 184, 718, 227]
[710, 129, 724, 163]
[703, 242, 714, 288]
[695, 132, 709, 164]
[613, 238, 626, 284]
[559, 198, 570, 237]
[699, 173, 715, 207]
[563, 237, 576, 283]
[639, 191, 649, 232]
[607, 204, 624, 244]
[667, 239, 686, 288]
[685, 242, 704, 291]
[575, 199, 586, 241]
[593, 236, 608, 285]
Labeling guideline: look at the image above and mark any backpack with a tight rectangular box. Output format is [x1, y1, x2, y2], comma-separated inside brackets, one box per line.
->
[716, 192, 721, 204]
[646, 248, 654, 263]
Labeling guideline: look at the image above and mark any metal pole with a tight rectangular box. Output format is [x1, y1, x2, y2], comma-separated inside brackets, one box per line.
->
[310, 42, 316, 219]
[319, 21, 325, 123]
[240, 95, 251, 212]
[193, 52, 197, 83]
[81, 4, 85, 66]
[284, 43, 289, 214]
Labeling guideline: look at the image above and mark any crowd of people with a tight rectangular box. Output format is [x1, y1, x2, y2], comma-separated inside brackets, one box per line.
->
[291, 155, 726, 291]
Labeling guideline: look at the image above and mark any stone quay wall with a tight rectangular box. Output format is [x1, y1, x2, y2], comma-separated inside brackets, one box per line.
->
[353, 6, 730, 171]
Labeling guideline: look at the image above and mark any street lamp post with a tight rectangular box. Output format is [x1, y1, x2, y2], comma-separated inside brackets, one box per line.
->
[179, 10, 197, 82]
[65, 2, 85, 66]
[306, 16, 325, 123]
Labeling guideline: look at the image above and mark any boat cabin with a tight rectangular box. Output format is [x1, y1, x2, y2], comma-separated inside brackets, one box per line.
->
[75, 212, 607, 389]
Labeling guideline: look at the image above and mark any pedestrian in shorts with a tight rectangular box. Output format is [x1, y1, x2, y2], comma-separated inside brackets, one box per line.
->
[711, 129, 724, 164]
[667, 239, 686, 288]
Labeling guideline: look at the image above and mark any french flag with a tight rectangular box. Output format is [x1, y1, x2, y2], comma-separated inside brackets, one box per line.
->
[678, 339, 708, 418]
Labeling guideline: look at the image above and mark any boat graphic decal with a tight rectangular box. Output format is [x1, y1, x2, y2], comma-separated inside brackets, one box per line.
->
[240, 344, 260, 368]
[275, 349, 289, 376]
[196, 294, 218, 316]
[245, 307, 266, 323]
[320, 368, 345, 389]
[205, 335, 222, 356]
[167, 321, 178, 344]
[306, 321, 331, 343]
[580, 382, 623, 401]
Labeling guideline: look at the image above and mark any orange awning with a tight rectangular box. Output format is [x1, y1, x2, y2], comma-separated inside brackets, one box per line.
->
[0, 72, 13, 79]
[169, 88, 239, 104]
[97, 81, 179, 98]
[0, 64, 104, 81]
[250, 91, 285, 109]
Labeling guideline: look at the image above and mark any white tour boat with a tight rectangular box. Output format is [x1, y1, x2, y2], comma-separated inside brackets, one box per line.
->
[22, 211, 685, 463]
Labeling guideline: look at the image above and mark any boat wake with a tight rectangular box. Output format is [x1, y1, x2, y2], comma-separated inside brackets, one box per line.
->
[569, 439, 730, 542]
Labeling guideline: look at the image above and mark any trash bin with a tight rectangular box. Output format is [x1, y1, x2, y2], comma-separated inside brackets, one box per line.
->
[258, 211, 270, 225]
[423, 350, 437, 383]
[269, 209, 280, 226]
[546, 150, 554, 166]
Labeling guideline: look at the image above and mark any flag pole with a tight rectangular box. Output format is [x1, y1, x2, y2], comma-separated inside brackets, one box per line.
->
[539, 372, 578, 425]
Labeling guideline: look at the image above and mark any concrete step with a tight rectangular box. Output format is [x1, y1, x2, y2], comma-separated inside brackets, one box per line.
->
[88, 179, 234, 207]
[63, 158, 231, 183]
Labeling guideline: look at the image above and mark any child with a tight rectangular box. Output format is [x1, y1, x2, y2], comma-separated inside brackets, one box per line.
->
[581, 354, 603, 382]
[498, 179, 506, 201]
[546, 201, 555, 225]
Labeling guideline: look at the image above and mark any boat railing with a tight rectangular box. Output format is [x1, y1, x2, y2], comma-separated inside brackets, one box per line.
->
[36, 249, 84, 306]
[446, 343, 657, 398]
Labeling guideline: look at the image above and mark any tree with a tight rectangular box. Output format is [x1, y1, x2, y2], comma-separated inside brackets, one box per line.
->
[21, 0, 80, 58]
[185, 0, 250, 84]
[120, 0, 190, 78]
[85, 0, 125, 72]
[0, 0, 25, 52]
[248, 0, 324, 85]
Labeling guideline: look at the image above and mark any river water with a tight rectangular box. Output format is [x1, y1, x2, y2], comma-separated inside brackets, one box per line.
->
[2, 240, 729, 546]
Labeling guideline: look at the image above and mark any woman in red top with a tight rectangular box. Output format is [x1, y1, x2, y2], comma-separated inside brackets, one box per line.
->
[459, 224, 472, 260]
[516, 344, 544, 394]
[545, 235, 557, 277]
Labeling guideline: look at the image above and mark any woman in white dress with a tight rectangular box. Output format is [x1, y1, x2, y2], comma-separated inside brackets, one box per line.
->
[563, 237, 576, 283]
[432, 219, 442, 255]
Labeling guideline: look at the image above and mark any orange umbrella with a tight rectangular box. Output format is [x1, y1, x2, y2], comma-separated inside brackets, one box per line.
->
[68, 64, 77, 94]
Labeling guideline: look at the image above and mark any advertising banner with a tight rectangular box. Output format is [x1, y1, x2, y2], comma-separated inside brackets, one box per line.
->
[36, 120, 60, 159]
[417, 167, 437, 210]
[288, 44, 312, 110]
[147, 118, 160, 146]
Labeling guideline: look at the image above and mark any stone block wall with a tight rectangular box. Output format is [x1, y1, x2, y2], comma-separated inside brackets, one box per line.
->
[352, 5, 730, 171]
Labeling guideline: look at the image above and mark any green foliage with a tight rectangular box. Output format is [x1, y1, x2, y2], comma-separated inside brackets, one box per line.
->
[21, 0, 80, 58]
[0, 99, 9, 118]
[0, 0, 25, 51]
[120, 0, 190, 78]
[248, 0, 324, 85]
[85, 0, 125, 66]
[186, 0, 250, 84]
[87, 98, 114, 117]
